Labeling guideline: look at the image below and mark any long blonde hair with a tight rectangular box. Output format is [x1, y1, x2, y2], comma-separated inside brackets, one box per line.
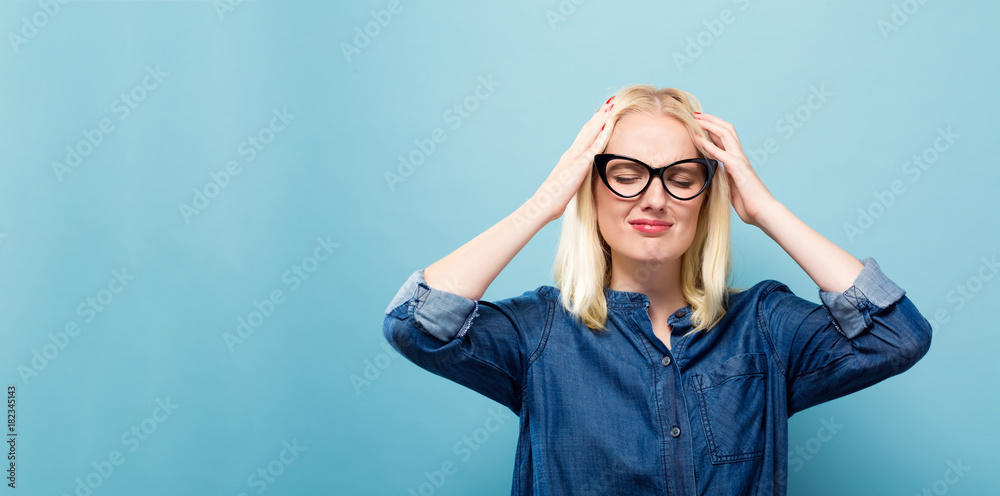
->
[552, 84, 743, 336]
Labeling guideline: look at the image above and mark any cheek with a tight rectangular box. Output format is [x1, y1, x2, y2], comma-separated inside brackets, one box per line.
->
[598, 197, 629, 228]
[593, 182, 617, 220]
[676, 200, 704, 230]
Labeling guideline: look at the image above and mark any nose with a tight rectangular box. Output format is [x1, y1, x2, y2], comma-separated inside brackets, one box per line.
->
[637, 174, 671, 211]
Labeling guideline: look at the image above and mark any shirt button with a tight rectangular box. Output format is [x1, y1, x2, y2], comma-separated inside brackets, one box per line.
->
[674, 309, 685, 318]
[661, 356, 672, 366]
[670, 426, 681, 438]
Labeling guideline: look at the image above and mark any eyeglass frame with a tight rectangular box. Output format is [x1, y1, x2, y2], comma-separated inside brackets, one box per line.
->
[593, 153, 719, 201]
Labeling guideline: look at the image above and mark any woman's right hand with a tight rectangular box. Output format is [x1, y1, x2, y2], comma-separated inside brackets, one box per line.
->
[531, 96, 616, 224]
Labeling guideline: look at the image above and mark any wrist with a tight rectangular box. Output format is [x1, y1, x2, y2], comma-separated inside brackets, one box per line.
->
[752, 200, 787, 232]
[513, 195, 556, 233]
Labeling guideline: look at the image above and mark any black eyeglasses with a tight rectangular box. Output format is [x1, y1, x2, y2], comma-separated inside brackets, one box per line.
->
[594, 153, 719, 200]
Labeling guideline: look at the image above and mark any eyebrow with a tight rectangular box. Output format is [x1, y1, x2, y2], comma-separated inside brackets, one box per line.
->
[602, 153, 703, 169]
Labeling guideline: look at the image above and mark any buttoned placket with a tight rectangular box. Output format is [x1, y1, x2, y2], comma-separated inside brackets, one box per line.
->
[627, 301, 697, 496]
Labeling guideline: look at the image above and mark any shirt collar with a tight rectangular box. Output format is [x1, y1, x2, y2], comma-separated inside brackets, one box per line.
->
[604, 287, 650, 309]
[604, 286, 694, 331]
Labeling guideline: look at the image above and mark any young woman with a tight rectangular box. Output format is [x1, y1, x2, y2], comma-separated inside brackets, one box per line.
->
[382, 85, 932, 495]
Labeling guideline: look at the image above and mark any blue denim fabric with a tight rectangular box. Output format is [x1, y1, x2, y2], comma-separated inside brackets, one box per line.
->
[382, 257, 933, 495]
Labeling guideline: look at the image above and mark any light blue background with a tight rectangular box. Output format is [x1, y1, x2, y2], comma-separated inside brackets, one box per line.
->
[0, 0, 996, 495]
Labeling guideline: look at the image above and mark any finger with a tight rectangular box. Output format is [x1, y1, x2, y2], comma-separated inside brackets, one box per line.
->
[593, 96, 616, 116]
[693, 117, 727, 151]
[694, 133, 740, 166]
[693, 112, 734, 134]
[572, 100, 615, 153]
[694, 116, 743, 154]
[695, 113, 743, 149]
[581, 99, 614, 141]
[702, 125, 726, 151]
[586, 120, 614, 156]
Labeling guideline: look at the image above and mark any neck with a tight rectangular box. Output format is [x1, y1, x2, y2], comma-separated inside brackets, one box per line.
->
[608, 253, 688, 315]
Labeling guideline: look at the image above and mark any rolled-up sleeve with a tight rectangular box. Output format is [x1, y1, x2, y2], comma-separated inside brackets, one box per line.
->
[762, 257, 933, 416]
[818, 257, 907, 339]
[382, 269, 552, 414]
[384, 269, 480, 342]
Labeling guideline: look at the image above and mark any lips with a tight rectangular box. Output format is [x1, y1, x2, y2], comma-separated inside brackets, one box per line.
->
[629, 219, 673, 227]
[629, 219, 673, 234]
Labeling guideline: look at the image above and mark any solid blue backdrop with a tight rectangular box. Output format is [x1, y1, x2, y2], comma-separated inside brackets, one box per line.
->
[0, 1, 996, 494]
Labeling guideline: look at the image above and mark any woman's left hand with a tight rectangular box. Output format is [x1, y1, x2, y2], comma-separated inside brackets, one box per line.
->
[693, 112, 778, 227]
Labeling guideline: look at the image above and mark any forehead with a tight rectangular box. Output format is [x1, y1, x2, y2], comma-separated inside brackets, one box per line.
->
[605, 113, 697, 165]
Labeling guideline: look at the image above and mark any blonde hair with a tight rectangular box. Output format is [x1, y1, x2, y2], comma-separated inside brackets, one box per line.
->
[552, 84, 744, 336]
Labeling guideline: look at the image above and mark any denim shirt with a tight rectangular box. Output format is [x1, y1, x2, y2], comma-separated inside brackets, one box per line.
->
[382, 257, 932, 495]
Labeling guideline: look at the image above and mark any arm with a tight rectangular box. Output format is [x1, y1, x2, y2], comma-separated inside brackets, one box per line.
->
[754, 201, 864, 294]
[423, 96, 617, 300]
[382, 96, 617, 411]
[691, 112, 932, 414]
[753, 200, 920, 342]
[382, 188, 570, 413]
[692, 112, 863, 291]
[382, 188, 555, 343]
[751, 188, 931, 412]
[421, 196, 554, 301]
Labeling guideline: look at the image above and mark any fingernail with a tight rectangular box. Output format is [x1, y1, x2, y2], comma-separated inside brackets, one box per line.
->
[606, 96, 615, 104]
[694, 112, 701, 115]
[605, 103, 614, 113]
[601, 123, 606, 131]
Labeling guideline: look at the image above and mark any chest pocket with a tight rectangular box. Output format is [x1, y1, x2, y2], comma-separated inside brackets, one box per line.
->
[690, 352, 768, 464]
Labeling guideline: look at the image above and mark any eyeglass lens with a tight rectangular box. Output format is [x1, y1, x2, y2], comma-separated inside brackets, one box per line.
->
[605, 158, 707, 198]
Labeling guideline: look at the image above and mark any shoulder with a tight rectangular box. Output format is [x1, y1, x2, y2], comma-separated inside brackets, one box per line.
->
[728, 278, 790, 298]
[477, 284, 561, 323]
[537, 284, 561, 301]
[480, 284, 569, 330]
[724, 278, 800, 314]
[483, 284, 560, 304]
[486, 284, 561, 304]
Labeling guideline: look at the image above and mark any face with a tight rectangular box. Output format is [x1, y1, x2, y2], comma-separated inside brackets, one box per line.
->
[593, 112, 708, 269]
